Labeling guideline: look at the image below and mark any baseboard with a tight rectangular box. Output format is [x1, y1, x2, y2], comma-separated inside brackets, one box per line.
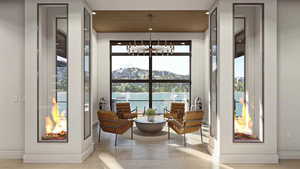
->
[279, 150, 300, 159]
[220, 153, 279, 164]
[0, 150, 24, 159]
[23, 143, 95, 163]
[81, 143, 95, 161]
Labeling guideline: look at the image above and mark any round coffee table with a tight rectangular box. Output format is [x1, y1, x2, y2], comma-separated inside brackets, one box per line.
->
[135, 116, 166, 134]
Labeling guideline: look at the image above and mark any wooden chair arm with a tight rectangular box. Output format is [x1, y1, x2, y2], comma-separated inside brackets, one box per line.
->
[183, 119, 203, 129]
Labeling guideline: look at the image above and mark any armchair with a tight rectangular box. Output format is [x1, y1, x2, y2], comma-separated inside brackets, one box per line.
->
[164, 103, 185, 122]
[97, 110, 133, 146]
[168, 111, 204, 146]
[116, 103, 138, 119]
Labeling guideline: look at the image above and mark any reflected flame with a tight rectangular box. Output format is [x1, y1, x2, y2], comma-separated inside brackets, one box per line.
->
[44, 97, 67, 138]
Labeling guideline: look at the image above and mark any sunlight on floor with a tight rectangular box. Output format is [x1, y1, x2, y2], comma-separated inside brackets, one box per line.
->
[98, 152, 124, 169]
[169, 143, 212, 161]
[168, 144, 234, 169]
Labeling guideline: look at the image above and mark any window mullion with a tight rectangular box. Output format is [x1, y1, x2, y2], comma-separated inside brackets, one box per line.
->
[149, 52, 153, 108]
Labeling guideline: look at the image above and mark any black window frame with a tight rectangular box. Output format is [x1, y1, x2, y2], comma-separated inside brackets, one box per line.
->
[110, 40, 192, 111]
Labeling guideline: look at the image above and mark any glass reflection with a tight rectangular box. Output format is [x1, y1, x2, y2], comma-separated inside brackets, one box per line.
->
[84, 8, 91, 139]
[209, 9, 218, 139]
[233, 4, 264, 142]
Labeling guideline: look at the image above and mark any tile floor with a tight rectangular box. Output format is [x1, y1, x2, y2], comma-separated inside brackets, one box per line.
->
[0, 127, 299, 169]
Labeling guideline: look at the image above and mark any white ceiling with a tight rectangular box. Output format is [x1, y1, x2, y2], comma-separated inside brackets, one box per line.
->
[86, 0, 215, 11]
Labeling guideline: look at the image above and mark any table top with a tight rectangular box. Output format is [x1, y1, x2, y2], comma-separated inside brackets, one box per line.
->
[135, 116, 166, 124]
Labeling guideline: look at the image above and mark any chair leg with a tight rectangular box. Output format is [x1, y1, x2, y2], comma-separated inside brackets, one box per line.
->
[184, 133, 186, 147]
[168, 126, 170, 140]
[200, 126, 203, 144]
[115, 134, 118, 147]
[98, 125, 101, 143]
[131, 126, 133, 140]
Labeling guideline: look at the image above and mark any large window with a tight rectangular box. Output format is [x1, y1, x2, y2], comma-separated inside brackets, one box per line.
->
[233, 4, 264, 142]
[111, 41, 191, 114]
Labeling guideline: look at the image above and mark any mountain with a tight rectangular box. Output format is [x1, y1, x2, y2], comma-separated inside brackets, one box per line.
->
[112, 67, 189, 80]
[112, 67, 190, 93]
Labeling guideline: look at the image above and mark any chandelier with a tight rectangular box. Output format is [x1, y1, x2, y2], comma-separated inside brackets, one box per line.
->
[127, 14, 175, 55]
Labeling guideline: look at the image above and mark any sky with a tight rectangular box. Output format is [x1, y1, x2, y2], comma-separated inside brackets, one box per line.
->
[112, 56, 190, 75]
[234, 56, 245, 78]
[112, 46, 190, 75]
[111, 46, 245, 77]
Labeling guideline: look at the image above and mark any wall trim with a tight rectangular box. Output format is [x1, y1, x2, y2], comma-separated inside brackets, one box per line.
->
[23, 143, 94, 163]
[279, 150, 300, 159]
[81, 143, 95, 161]
[220, 153, 279, 164]
[0, 150, 24, 159]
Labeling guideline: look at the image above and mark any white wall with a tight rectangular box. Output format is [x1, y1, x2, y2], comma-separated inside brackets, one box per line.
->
[278, 0, 300, 159]
[97, 32, 207, 119]
[216, 0, 278, 163]
[0, 0, 25, 158]
[87, 0, 215, 10]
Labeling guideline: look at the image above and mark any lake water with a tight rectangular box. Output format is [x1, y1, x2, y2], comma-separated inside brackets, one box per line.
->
[112, 92, 189, 113]
[113, 92, 244, 116]
[57, 91, 243, 116]
[57, 92, 68, 114]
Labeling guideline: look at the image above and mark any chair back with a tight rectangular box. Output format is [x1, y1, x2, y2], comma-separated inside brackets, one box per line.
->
[183, 111, 204, 133]
[97, 110, 118, 131]
[116, 102, 131, 117]
[170, 103, 185, 121]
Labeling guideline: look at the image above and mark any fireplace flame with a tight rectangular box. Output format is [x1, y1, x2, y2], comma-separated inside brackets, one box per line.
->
[45, 115, 53, 134]
[44, 97, 67, 137]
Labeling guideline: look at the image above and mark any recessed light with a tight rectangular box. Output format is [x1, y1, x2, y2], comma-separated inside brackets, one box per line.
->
[181, 42, 185, 45]
[205, 11, 209, 15]
[92, 11, 96, 15]
[117, 42, 122, 45]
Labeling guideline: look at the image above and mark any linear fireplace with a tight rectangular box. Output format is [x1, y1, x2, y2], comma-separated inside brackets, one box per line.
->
[37, 4, 68, 142]
[24, 0, 94, 163]
[42, 97, 67, 141]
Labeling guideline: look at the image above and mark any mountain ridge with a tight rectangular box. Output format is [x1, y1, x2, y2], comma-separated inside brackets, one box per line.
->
[112, 67, 189, 80]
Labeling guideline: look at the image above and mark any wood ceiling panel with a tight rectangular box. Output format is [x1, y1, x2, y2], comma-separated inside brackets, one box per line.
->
[93, 10, 208, 32]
